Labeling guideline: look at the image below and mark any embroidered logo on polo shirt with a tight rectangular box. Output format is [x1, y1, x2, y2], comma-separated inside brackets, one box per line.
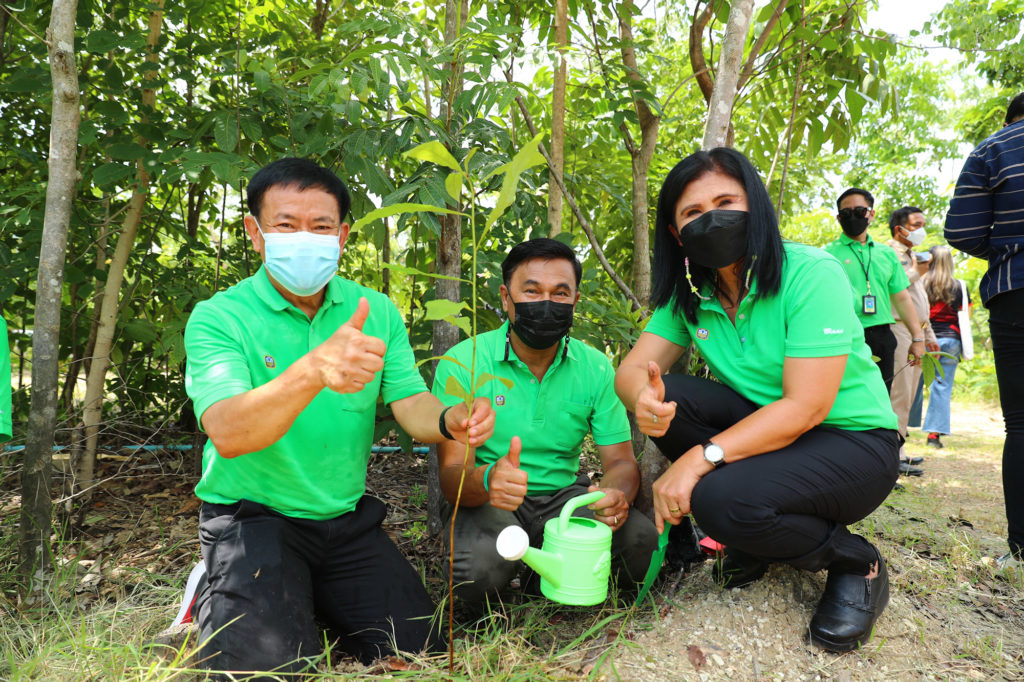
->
[495, 395, 505, 406]
[823, 328, 844, 335]
[264, 355, 276, 368]
[696, 328, 710, 340]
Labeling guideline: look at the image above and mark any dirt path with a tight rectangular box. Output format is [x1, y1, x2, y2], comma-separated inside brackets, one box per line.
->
[606, 402, 1023, 681]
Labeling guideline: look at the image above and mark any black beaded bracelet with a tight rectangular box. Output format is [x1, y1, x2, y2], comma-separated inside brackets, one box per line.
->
[439, 406, 455, 440]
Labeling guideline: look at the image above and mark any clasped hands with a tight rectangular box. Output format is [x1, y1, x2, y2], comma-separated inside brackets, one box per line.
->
[485, 436, 628, 531]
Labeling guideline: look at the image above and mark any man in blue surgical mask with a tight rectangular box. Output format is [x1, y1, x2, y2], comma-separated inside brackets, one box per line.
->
[887, 206, 939, 467]
[181, 158, 495, 676]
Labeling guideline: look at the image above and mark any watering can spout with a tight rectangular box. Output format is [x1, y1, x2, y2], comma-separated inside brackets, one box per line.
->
[495, 525, 565, 588]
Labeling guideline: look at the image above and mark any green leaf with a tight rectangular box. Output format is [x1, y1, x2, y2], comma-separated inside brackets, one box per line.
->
[123, 319, 157, 344]
[444, 375, 470, 402]
[93, 162, 132, 187]
[106, 142, 147, 161]
[404, 141, 461, 172]
[473, 372, 514, 393]
[85, 30, 119, 53]
[484, 132, 546, 232]
[380, 262, 466, 282]
[445, 172, 463, 202]
[214, 112, 240, 152]
[424, 299, 469, 321]
[351, 202, 465, 232]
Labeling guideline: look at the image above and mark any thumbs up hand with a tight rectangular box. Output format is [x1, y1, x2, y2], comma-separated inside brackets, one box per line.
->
[487, 436, 529, 511]
[636, 361, 676, 437]
[312, 297, 387, 394]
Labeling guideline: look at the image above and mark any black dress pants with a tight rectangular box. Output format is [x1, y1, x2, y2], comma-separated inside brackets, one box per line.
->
[195, 496, 443, 678]
[863, 323, 898, 394]
[989, 289, 1024, 559]
[652, 375, 900, 574]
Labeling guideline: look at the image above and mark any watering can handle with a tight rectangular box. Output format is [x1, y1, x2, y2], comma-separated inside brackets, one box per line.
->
[558, 491, 606, 534]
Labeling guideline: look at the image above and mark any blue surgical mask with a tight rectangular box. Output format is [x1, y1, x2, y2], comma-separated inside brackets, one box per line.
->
[254, 219, 341, 296]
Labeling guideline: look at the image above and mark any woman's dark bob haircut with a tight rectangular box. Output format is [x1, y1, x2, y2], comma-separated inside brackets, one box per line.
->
[651, 147, 785, 324]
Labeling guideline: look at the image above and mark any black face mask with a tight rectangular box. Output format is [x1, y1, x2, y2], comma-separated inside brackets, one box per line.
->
[837, 207, 870, 238]
[509, 298, 574, 350]
[680, 209, 749, 269]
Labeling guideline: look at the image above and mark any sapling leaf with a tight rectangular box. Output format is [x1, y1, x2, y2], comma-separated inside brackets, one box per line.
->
[445, 172, 463, 202]
[351, 202, 464, 232]
[424, 299, 469, 320]
[473, 372, 514, 393]
[405, 140, 461, 172]
[444, 376, 470, 402]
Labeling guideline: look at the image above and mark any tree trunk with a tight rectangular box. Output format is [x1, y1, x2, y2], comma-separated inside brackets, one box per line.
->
[428, 0, 468, 539]
[547, 0, 568, 237]
[77, 1, 164, 508]
[20, 0, 80, 588]
[618, 0, 657, 307]
[701, 0, 754, 150]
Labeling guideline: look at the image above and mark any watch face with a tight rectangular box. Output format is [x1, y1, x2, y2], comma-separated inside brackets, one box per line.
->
[704, 443, 725, 464]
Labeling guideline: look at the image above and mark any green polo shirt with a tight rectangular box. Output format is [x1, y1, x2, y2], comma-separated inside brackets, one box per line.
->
[644, 242, 896, 431]
[432, 322, 632, 494]
[823, 233, 909, 328]
[185, 266, 427, 520]
[1, 317, 11, 442]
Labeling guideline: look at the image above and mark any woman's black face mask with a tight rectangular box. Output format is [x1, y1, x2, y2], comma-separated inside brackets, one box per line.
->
[679, 209, 749, 269]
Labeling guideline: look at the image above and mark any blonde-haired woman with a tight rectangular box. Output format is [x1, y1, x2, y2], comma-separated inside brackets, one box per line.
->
[922, 245, 972, 448]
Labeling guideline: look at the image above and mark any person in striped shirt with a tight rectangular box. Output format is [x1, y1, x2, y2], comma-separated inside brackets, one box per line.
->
[944, 92, 1024, 571]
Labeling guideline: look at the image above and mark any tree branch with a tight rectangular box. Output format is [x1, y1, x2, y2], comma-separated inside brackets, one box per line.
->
[504, 72, 644, 313]
[737, 0, 790, 91]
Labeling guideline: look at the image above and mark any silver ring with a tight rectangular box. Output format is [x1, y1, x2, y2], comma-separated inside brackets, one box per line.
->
[651, 413, 659, 424]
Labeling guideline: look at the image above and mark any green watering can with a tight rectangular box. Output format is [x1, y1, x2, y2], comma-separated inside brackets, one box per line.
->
[495, 491, 611, 605]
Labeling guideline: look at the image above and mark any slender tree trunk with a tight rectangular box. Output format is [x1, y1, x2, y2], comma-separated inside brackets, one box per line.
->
[428, 0, 468, 540]
[77, 1, 164, 507]
[702, 0, 754, 149]
[547, 0, 568, 236]
[20, 0, 80, 588]
[618, 0, 657, 307]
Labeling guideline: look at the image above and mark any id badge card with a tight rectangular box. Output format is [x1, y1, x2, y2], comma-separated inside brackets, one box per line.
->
[862, 294, 877, 315]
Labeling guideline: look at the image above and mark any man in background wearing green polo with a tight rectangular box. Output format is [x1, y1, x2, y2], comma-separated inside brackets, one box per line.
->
[184, 158, 494, 675]
[432, 238, 657, 607]
[1, 316, 11, 443]
[825, 187, 926, 393]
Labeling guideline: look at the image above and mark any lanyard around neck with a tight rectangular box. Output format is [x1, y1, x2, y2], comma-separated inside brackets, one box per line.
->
[847, 242, 873, 294]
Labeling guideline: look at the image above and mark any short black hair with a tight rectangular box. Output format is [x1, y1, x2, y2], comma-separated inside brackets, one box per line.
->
[246, 158, 351, 223]
[1007, 92, 1024, 125]
[888, 205, 923, 235]
[836, 187, 874, 211]
[651, 147, 785, 324]
[501, 238, 582, 288]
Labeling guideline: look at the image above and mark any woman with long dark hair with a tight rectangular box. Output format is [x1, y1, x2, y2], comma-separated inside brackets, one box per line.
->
[921, 245, 971, 448]
[614, 148, 900, 652]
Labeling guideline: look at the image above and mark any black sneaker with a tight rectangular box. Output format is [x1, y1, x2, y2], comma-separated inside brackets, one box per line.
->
[926, 434, 944, 449]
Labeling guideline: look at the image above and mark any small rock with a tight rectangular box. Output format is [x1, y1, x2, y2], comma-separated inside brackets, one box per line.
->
[710, 653, 724, 666]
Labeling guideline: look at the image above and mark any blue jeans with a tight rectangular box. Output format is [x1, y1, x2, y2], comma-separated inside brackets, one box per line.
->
[922, 337, 962, 435]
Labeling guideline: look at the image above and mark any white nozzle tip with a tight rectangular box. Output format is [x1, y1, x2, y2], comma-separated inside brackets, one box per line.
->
[496, 525, 530, 561]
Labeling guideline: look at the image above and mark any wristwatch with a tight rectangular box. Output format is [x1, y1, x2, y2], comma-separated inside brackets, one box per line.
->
[702, 440, 726, 468]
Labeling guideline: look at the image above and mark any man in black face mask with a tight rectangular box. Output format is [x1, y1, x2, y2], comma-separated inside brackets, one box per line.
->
[825, 188, 925, 394]
[431, 238, 657, 608]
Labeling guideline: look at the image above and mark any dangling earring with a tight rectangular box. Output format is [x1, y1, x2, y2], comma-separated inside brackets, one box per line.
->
[744, 255, 757, 292]
[685, 257, 711, 301]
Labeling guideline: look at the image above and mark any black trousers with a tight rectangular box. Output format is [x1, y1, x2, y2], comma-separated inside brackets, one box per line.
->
[195, 496, 443, 677]
[652, 375, 900, 574]
[863, 323, 898, 393]
[989, 289, 1024, 558]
